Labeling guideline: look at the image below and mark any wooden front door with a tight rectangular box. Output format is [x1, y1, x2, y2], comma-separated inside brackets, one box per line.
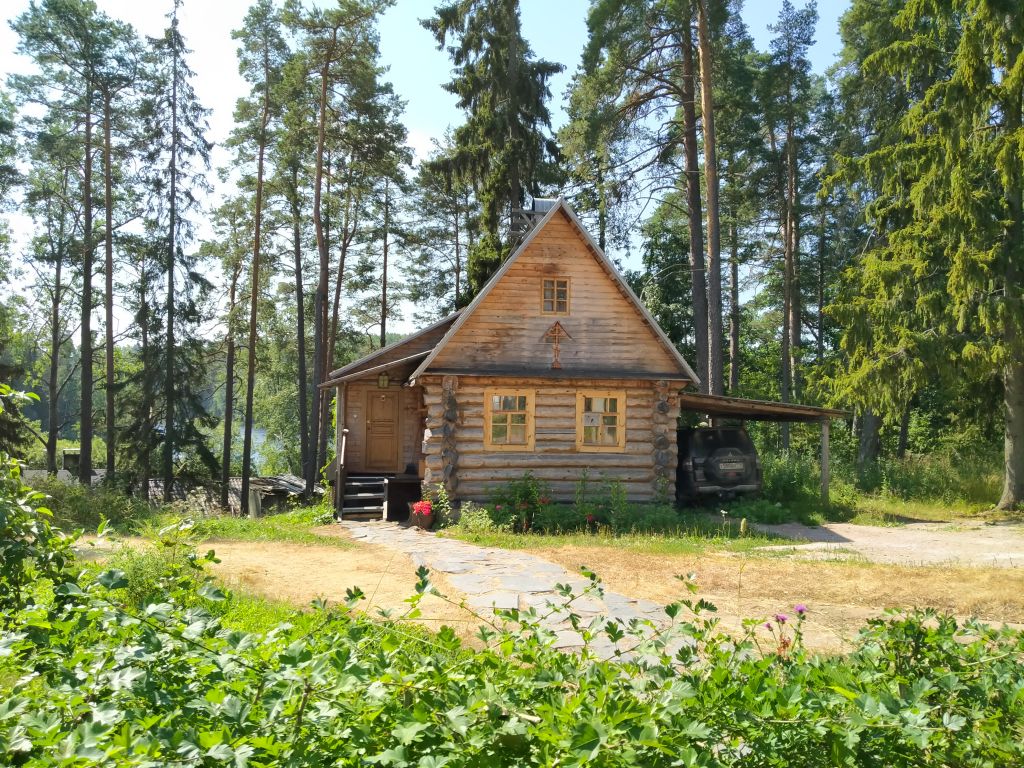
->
[365, 389, 400, 471]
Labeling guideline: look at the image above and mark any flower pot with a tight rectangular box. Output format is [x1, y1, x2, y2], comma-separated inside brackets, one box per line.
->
[409, 500, 435, 529]
[410, 513, 434, 530]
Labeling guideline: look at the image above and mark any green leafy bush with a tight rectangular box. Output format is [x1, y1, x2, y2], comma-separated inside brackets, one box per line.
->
[531, 503, 586, 533]
[449, 501, 509, 534]
[0, 386, 75, 618]
[608, 503, 682, 533]
[30, 476, 156, 532]
[2, 549, 1023, 765]
[3, 452, 1024, 765]
[489, 472, 552, 532]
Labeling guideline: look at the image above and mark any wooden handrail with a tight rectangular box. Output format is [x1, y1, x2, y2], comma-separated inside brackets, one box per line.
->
[336, 428, 349, 514]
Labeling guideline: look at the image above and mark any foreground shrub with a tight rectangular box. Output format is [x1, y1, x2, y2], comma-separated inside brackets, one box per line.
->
[0, 386, 75, 618]
[0, 454, 74, 618]
[5, 454, 1021, 766]
[2, 554, 1022, 766]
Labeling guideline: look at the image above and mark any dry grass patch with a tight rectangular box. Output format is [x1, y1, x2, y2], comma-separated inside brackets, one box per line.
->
[208, 537, 482, 642]
[530, 544, 1024, 652]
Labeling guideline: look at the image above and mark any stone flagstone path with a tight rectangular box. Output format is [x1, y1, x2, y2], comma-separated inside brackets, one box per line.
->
[341, 521, 666, 654]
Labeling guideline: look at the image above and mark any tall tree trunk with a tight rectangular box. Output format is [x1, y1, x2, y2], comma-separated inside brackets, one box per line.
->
[380, 180, 390, 349]
[328, 186, 353, 373]
[240, 41, 273, 517]
[780, 288, 791, 452]
[785, 113, 801, 402]
[102, 90, 116, 480]
[307, 51, 333, 494]
[999, 39, 1024, 510]
[139, 265, 152, 499]
[317, 154, 333, 473]
[858, 408, 881, 469]
[453, 205, 462, 307]
[163, 34, 179, 503]
[79, 86, 94, 485]
[729, 218, 740, 393]
[817, 199, 826, 363]
[896, 403, 911, 460]
[290, 165, 310, 490]
[696, 0, 723, 396]
[680, 27, 708, 393]
[46, 255, 63, 475]
[220, 265, 239, 509]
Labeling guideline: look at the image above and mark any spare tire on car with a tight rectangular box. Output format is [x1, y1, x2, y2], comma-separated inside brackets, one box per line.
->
[676, 426, 762, 505]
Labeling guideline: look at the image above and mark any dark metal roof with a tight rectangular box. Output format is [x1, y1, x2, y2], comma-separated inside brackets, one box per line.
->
[678, 392, 847, 423]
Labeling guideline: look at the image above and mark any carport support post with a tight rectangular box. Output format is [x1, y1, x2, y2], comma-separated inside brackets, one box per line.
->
[820, 418, 830, 507]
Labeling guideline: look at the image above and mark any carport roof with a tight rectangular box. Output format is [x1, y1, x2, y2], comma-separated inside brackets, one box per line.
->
[678, 392, 846, 423]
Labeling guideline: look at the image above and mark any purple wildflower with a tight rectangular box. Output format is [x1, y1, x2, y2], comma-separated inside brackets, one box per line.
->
[764, 621, 772, 631]
[775, 613, 788, 625]
[794, 604, 807, 616]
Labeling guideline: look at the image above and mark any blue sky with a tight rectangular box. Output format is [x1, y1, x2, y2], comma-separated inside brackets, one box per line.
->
[379, 0, 849, 160]
[2, 0, 849, 176]
[1, 0, 849, 333]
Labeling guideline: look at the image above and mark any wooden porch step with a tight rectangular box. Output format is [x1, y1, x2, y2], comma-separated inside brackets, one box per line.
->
[337, 506, 384, 520]
[344, 492, 385, 501]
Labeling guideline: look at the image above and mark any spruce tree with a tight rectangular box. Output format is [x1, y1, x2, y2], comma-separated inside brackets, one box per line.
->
[423, 0, 563, 292]
[141, 0, 213, 499]
[832, 0, 1024, 507]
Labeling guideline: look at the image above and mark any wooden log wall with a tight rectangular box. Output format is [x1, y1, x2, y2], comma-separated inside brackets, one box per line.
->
[421, 374, 675, 503]
[651, 380, 680, 500]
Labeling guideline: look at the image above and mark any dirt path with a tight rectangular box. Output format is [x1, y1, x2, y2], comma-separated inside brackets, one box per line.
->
[78, 534, 481, 640]
[79, 522, 1024, 655]
[753, 519, 1024, 567]
[528, 544, 1024, 652]
[207, 537, 486, 638]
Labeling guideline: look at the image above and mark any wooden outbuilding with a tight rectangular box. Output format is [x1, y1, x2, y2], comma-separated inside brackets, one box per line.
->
[321, 198, 842, 519]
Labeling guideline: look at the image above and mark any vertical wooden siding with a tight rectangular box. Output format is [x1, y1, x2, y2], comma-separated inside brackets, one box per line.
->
[429, 212, 684, 376]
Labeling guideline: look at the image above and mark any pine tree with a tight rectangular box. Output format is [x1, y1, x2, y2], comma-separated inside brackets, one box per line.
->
[21, 118, 81, 472]
[11, 0, 120, 482]
[765, 0, 818, 448]
[231, 0, 289, 516]
[404, 138, 479, 321]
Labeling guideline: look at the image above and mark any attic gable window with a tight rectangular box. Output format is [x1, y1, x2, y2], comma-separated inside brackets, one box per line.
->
[542, 278, 569, 314]
[576, 391, 626, 452]
[484, 389, 535, 451]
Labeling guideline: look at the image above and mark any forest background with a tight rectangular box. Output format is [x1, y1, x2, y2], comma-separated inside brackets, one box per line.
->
[0, 0, 1018, 514]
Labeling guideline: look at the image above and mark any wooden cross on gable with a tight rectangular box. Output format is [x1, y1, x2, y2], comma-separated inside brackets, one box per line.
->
[541, 321, 573, 369]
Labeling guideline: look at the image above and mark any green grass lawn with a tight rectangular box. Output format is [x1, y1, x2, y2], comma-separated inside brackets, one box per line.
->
[844, 495, 1004, 526]
[443, 514, 790, 556]
[142, 505, 355, 548]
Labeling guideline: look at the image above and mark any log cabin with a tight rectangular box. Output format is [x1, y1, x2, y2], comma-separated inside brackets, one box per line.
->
[320, 197, 841, 519]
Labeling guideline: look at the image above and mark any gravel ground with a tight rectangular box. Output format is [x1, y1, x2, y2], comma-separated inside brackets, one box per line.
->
[753, 519, 1024, 567]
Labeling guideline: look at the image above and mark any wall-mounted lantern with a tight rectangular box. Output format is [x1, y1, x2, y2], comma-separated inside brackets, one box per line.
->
[377, 371, 390, 389]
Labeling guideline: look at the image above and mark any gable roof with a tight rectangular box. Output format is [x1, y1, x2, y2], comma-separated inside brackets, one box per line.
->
[321, 311, 461, 388]
[409, 197, 701, 385]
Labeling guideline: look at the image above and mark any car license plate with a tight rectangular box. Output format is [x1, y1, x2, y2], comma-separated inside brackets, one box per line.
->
[719, 462, 744, 471]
